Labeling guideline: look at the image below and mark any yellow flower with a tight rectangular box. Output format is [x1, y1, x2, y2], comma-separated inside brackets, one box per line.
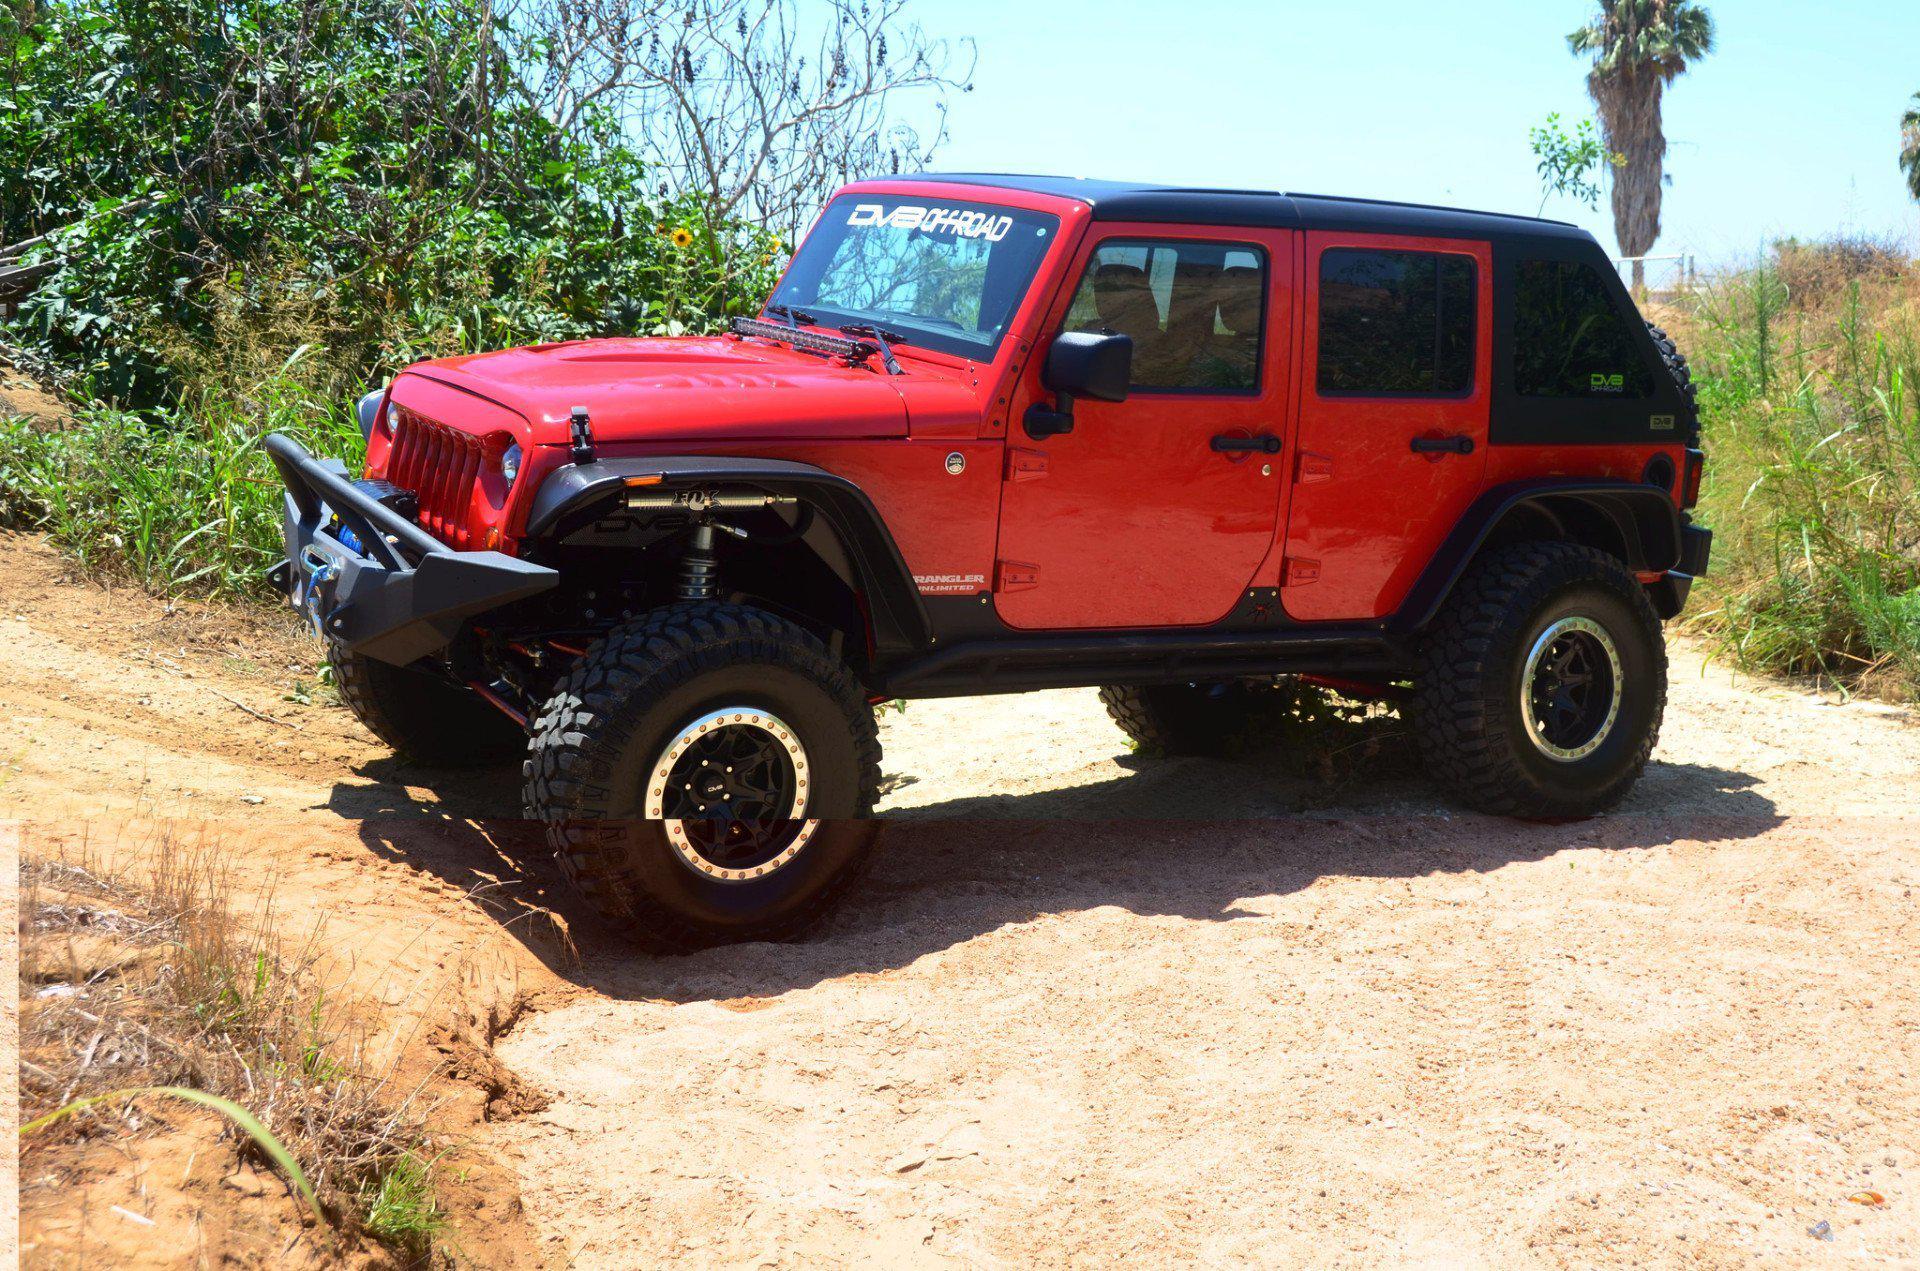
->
[669, 227, 694, 248]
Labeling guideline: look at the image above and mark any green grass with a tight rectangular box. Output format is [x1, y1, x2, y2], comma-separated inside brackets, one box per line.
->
[0, 366, 363, 598]
[1674, 243, 1920, 699]
[359, 1151, 448, 1260]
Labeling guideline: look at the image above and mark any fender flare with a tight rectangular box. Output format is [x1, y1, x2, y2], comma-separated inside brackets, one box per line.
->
[1393, 479, 1682, 634]
[523, 455, 930, 655]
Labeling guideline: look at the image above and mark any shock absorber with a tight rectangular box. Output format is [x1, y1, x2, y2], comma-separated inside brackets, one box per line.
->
[678, 522, 721, 601]
[647, 491, 796, 603]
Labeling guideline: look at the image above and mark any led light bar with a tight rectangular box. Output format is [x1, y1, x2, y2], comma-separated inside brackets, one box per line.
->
[731, 317, 876, 363]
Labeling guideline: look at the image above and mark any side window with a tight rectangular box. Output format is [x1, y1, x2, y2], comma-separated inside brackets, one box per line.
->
[1317, 249, 1475, 396]
[1065, 240, 1265, 391]
[1514, 260, 1655, 398]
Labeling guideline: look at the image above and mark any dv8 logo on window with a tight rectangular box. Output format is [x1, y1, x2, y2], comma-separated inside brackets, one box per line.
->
[1588, 372, 1627, 393]
[847, 203, 1015, 242]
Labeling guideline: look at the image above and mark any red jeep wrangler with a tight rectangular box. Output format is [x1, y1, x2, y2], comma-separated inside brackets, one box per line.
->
[269, 174, 1711, 949]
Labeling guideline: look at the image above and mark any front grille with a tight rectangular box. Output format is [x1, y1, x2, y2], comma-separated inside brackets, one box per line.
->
[384, 404, 485, 547]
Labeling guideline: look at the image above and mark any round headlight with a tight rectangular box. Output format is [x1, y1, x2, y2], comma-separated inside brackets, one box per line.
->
[500, 441, 522, 486]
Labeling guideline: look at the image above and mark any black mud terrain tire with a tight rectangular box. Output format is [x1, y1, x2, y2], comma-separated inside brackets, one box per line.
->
[1646, 320, 1697, 407]
[1410, 542, 1666, 817]
[523, 602, 882, 952]
[1099, 683, 1254, 757]
[329, 643, 524, 767]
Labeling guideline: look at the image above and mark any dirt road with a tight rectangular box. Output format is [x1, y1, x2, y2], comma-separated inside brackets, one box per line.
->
[4, 530, 1917, 1266]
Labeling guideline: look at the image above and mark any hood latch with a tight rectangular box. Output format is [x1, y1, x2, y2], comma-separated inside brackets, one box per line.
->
[569, 406, 596, 465]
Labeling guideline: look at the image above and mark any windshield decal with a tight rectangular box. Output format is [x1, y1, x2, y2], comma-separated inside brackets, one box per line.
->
[845, 203, 1015, 243]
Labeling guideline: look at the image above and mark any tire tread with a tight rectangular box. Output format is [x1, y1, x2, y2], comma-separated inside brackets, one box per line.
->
[1410, 541, 1666, 817]
[522, 602, 881, 952]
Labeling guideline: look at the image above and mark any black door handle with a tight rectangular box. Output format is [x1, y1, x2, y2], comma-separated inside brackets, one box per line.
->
[1210, 433, 1282, 454]
[1410, 434, 1475, 455]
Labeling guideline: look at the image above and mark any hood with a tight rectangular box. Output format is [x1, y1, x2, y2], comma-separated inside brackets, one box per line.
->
[397, 335, 921, 446]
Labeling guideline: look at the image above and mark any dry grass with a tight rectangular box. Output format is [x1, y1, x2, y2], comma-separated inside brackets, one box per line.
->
[17, 825, 448, 1263]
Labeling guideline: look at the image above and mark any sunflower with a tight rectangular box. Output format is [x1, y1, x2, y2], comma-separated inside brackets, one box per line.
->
[668, 226, 694, 248]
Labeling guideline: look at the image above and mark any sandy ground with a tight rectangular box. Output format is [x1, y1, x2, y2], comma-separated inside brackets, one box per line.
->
[3, 530, 1917, 1266]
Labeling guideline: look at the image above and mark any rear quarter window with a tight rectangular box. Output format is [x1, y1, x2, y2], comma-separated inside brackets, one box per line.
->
[1317, 248, 1475, 396]
[1514, 260, 1655, 398]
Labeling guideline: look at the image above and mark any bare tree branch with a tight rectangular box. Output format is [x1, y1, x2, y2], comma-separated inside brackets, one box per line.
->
[506, 0, 974, 241]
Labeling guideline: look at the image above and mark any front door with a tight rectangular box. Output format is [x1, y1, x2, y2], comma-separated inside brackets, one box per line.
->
[994, 227, 1296, 630]
[1281, 232, 1493, 622]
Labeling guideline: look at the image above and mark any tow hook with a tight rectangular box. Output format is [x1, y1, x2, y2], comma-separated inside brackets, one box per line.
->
[301, 550, 341, 635]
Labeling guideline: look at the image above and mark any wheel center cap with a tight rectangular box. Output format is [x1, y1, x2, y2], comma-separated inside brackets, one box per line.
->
[697, 770, 729, 800]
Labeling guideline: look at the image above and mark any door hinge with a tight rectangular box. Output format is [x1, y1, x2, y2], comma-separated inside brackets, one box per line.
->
[1297, 452, 1334, 484]
[996, 560, 1040, 592]
[1284, 557, 1321, 586]
[1005, 448, 1048, 482]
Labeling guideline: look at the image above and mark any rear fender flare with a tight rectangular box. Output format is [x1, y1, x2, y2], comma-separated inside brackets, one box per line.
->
[523, 456, 930, 655]
[1395, 479, 1681, 634]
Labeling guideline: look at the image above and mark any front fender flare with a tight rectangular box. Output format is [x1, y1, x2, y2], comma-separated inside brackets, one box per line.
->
[1394, 479, 1682, 634]
[523, 456, 930, 655]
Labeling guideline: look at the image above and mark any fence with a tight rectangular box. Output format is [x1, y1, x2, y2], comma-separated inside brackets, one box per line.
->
[1612, 253, 1701, 302]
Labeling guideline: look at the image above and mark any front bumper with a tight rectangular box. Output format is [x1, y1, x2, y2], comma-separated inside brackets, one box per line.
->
[265, 433, 557, 666]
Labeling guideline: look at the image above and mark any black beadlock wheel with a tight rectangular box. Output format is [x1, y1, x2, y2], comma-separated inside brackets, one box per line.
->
[522, 602, 882, 952]
[1410, 542, 1667, 817]
[328, 642, 524, 767]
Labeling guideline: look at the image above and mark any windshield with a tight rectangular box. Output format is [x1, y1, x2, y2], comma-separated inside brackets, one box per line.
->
[770, 195, 1059, 360]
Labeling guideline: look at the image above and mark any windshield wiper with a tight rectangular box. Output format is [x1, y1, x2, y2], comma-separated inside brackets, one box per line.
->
[837, 323, 905, 376]
[764, 303, 817, 329]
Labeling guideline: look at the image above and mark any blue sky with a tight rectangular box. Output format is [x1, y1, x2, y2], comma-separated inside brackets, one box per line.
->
[914, 0, 1919, 268]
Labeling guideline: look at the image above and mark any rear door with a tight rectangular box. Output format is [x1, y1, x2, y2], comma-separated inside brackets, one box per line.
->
[1281, 233, 1493, 621]
[994, 226, 1297, 630]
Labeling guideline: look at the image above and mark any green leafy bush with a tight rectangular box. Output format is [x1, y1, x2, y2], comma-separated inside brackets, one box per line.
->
[1, 0, 785, 599]
[1674, 243, 1920, 699]
[2, 0, 779, 406]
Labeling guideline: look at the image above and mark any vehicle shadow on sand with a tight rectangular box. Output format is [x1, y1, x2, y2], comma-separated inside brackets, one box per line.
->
[331, 750, 1783, 1003]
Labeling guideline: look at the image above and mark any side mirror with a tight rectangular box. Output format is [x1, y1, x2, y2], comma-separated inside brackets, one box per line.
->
[1044, 330, 1132, 403]
[1025, 331, 1132, 440]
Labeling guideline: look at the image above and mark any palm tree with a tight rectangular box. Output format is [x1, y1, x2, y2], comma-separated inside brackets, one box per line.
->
[1568, 2, 1715, 296]
[1902, 94, 1920, 202]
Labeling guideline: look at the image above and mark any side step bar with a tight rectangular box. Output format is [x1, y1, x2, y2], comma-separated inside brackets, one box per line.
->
[877, 627, 1413, 699]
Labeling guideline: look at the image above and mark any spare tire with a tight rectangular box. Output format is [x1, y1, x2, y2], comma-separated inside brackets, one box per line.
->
[1644, 321, 1697, 408]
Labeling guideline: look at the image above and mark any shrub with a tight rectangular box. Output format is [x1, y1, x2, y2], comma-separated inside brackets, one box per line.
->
[1673, 240, 1920, 699]
[0, 358, 363, 596]
[1, 0, 779, 406]
[1, 0, 784, 600]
